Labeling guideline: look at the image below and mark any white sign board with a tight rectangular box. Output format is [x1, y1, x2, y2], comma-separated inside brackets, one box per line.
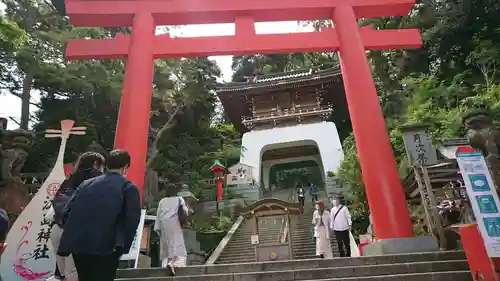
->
[402, 128, 438, 166]
[120, 209, 146, 268]
[227, 163, 254, 185]
[456, 149, 500, 257]
[1, 120, 79, 281]
[250, 235, 259, 245]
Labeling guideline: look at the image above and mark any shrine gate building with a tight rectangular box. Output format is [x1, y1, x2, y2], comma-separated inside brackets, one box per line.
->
[217, 67, 350, 193]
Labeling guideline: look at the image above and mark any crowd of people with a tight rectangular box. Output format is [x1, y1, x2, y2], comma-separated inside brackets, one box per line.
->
[45, 150, 142, 281]
[0, 147, 193, 281]
[0, 159, 355, 281]
[42, 149, 190, 281]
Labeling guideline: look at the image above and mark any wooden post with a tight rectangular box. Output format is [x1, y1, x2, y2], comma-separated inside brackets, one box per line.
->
[420, 165, 446, 249]
[413, 166, 433, 233]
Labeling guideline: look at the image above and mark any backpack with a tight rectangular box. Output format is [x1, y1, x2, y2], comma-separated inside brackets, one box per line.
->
[52, 194, 71, 226]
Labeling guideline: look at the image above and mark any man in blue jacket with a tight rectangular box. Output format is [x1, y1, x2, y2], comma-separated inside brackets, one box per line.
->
[0, 208, 8, 281]
[58, 150, 141, 281]
[0, 208, 8, 254]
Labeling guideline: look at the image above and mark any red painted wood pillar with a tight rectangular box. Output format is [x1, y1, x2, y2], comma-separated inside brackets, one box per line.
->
[460, 224, 500, 281]
[332, 6, 413, 239]
[114, 12, 155, 200]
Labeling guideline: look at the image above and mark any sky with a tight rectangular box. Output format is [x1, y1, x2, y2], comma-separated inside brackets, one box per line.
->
[0, 19, 313, 129]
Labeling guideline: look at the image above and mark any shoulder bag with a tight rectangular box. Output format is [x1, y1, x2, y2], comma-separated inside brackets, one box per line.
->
[177, 197, 188, 227]
[333, 205, 344, 223]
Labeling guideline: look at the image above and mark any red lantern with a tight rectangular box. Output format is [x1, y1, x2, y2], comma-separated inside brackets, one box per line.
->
[208, 160, 230, 201]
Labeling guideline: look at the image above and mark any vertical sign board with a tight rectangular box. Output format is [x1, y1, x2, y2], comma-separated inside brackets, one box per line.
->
[401, 125, 438, 166]
[456, 149, 500, 257]
[120, 210, 146, 268]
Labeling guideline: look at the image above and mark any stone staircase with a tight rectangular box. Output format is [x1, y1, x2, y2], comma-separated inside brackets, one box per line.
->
[291, 208, 340, 259]
[215, 216, 285, 264]
[116, 251, 472, 281]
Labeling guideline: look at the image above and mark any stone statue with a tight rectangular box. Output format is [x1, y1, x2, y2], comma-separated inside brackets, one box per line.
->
[0, 118, 35, 216]
[462, 108, 500, 187]
[0, 128, 36, 185]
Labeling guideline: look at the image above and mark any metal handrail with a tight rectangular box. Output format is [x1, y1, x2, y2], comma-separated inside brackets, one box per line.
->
[278, 188, 295, 243]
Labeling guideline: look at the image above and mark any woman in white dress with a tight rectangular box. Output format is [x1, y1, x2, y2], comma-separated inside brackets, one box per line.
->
[154, 187, 188, 276]
[312, 200, 333, 259]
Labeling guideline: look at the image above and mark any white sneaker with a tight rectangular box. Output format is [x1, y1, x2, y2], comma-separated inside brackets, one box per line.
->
[45, 277, 61, 281]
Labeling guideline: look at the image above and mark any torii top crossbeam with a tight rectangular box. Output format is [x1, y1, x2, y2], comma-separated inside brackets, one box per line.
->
[64, 0, 421, 241]
[66, 0, 415, 27]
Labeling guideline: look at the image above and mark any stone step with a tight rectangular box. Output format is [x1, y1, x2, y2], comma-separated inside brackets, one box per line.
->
[217, 250, 254, 258]
[218, 246, 255, 252]
[115, 260, 469, 281]
[227, 239, 286, 247]
[292, 254, 318, 260]
[313, 271, 471, 281]
[117, 251, 466, 278]
[216, 257, 256, 264]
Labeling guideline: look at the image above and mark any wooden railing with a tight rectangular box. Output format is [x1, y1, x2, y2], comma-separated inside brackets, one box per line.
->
[242, 105, 333, 128]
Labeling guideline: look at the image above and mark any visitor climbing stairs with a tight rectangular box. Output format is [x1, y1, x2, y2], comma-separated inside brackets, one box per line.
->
[115, 251, 471, 281]
[290, 207, 340, 259]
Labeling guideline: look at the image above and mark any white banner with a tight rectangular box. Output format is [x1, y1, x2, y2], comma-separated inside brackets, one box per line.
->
[0, 120, 80, 281]
[456, 149, 500, 257]
[120, 210, 146, 268]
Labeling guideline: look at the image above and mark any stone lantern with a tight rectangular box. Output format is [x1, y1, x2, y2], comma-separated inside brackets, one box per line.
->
[208, 160, 230, 213]
[177, 183, 198, 214]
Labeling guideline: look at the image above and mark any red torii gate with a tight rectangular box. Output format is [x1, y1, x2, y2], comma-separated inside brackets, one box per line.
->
[65, 0, 420, 240]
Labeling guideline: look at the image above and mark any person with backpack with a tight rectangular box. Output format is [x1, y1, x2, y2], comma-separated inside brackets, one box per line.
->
[48, 151, 105, 281]
[0, 208, 8, 254]
[58, 150, 141, 281]
[154, 184, 189, 276]
[0, 208, 8, 281]
[309, 182, 318, 204]
[330, 196, 352, 257]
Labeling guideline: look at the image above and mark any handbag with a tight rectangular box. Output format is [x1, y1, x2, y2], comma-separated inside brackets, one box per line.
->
[177, 197, 188, 227]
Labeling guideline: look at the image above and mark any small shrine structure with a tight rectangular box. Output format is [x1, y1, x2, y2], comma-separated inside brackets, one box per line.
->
[239, 198, 303, 261]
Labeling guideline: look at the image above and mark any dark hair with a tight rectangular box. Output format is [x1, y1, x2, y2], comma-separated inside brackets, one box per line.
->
[106, 150, 131, 170]
[75, 151, 105, 171]
[0, 209, 9, 242]
[164, 183, 179, 197]
[56, 151, 105, 196]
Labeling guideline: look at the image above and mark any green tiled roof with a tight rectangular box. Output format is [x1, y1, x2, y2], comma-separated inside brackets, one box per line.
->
[217, 65, 341, 92]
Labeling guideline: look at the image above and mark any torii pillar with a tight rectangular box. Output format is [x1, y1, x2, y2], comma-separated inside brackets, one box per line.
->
[332, 7, 414, 239]
[64, 0, 438, 249]
[113, 13, 155, 200]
